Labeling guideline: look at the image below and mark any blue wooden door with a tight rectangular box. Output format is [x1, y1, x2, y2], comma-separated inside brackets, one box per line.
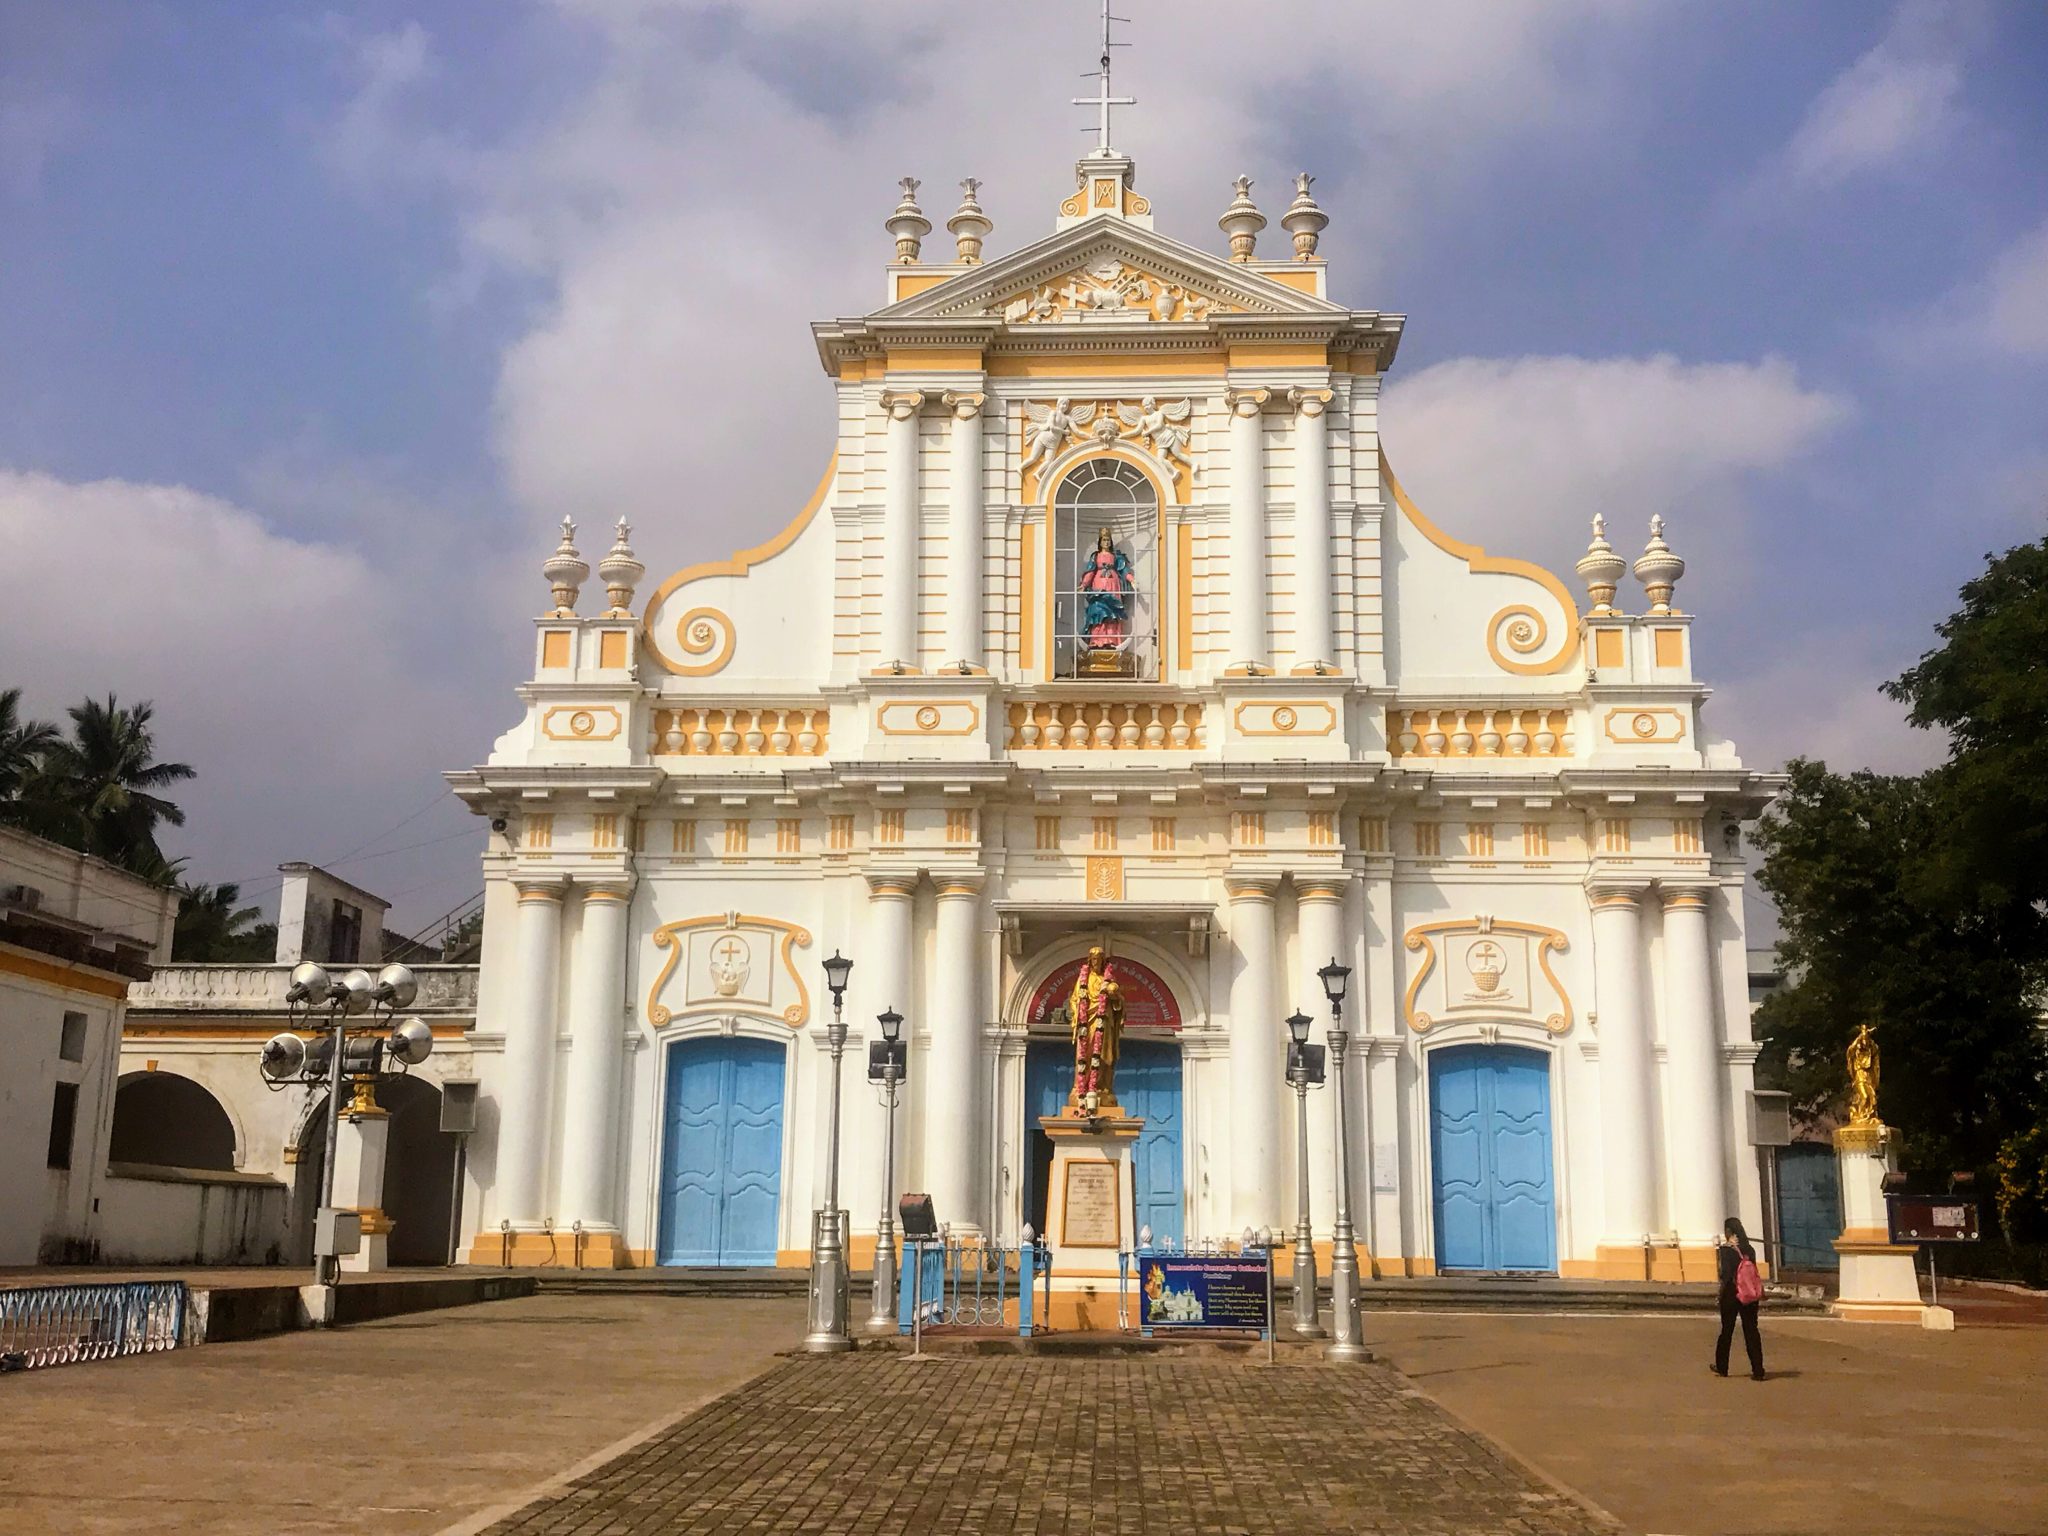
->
[1776, 1143, 1841, 1271]
[1023, 1040, 1184, 1248]
[658, 1037, 785, 1266]
[1429, 1045, 1555, 1272]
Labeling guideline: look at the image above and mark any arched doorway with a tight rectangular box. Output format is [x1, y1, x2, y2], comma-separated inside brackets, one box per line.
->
[109, 1072, 237, 1170]
[1428, 1044, 1556, 1273]
[1775, 1142, 1841, 1273]
[378, 1076, 458, 1265]
[657, 1036, 786, 1267]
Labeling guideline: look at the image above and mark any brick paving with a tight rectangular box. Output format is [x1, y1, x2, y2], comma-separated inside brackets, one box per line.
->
[482, 1353, 1616, 1535]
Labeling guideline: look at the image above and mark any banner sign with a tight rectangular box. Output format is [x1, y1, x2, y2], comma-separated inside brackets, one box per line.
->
[1139, 1255, 1270, 1333]
[1886, 1196, 1980, 1244]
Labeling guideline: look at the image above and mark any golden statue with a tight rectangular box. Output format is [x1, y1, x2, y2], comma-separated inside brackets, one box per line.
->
[1066, 945, 1126, 1115]
[1846, 1021, 1880, 1126]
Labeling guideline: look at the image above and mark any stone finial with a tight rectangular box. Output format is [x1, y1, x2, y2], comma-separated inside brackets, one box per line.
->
[1280, 172, 1328, 260]
[542, 517, 588, 616]
[597, 517, 645, 617]
[947, 177, 993, 264]
[1633, 514, 1686, 614]
[886, 176, 931, 264]
[1219, 175, 1265, 262]
[1575, 513, 1626, 614]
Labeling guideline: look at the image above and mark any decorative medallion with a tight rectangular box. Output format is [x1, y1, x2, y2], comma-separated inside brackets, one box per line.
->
[1231, 700, 1337, 737]
[1402, 915, 1572, 1034]
[646, 913, 812, 1028]
[540, 705, 623, 742]
[1601, 707, 1685, 745]
[876, 700, 981, 737]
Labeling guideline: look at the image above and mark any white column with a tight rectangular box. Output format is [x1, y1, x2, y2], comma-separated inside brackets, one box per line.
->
[1659, 884, 1727, 1244]
[1226, 874, 1281, 1230]
[1289, 389, 1335, 671]
[1589, 883, 1657, 1248]
[1225, 388, 1270, 671]
[864, 872, 917, 1225]
[942, 392, 985, 670]
[1296, 878, 1345, 1236]
[925, 875, 983, 1233]
[558, 880, 632, 1242]
[499, 878, 565, 1230]
[333, 1085, 391, 1273]
[879, 391, 923, 670]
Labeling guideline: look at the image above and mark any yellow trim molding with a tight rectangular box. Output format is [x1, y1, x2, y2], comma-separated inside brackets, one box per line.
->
[0, 947, 130, 999]
[641, 455, 837, 675]
[876, 700, 983, 737]
[1382, 451, 1581, 676]
[541, 705, 623, 742]
[1603, 707, 1685, 744]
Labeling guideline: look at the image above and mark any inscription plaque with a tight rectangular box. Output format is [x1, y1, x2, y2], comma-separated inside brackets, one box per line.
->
[1060, 1161, 1123, 1248]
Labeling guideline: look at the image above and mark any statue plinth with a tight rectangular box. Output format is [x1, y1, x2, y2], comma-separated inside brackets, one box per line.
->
[1038, 1112, 1143, 1329]
[1829, 1119, 1929, 1325]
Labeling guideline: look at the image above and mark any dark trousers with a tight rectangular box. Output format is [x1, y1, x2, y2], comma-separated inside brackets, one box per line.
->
[1716, 1297, 1764, 1376]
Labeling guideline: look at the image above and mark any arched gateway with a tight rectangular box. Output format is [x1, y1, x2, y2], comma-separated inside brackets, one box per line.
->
[449, 116, 1776, 1283]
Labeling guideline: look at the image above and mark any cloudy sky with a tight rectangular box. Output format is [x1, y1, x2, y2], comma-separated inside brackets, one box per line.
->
[3, 1, 2044, 934]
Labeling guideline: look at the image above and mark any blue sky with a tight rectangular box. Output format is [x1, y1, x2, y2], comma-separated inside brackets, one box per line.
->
[3, 1, 2044, 932]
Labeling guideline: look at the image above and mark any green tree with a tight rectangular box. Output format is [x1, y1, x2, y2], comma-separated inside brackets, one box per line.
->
[1752, 761, 2045, 1174]
[27, 695, 194, 874]
[173, 881, 277, 962]
[0, 687, 60, 809]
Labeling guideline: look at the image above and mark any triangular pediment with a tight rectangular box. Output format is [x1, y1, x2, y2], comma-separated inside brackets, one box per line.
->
[872, 216, 1347, 326]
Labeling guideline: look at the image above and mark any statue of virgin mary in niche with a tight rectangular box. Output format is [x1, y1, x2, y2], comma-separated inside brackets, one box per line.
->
[1078, 527, 1135, 668]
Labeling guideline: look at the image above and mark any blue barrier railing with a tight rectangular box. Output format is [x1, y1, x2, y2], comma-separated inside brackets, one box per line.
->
[0, 1282, 187, 1372]
[898, 1230, 1051, 1337]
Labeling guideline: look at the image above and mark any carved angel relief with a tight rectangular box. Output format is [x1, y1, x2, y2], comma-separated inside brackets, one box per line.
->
[996, 260, 1227, 324]
[1021, 396, 1196, 480]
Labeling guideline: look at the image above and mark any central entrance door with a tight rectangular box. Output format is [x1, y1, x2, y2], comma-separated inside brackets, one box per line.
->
[1428, 1044, 1556, 1273]
[1024, 1039, 1183, 1248]
[658, 1036, 785, 1267]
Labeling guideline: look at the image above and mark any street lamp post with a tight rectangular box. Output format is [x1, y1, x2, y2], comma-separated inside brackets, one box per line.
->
[866, 1006, 905, 1334]
[1319, 957, 1368, 1362]
[804, 951, 856, 1353]
[1284, 1008, 1326, 1339]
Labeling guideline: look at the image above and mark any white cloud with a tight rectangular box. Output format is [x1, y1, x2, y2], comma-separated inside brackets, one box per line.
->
[1939, 216, 2048, 358]
[325, 1, 1649, 591]
[1774, 2, 1975, 188]
[0, 470, 493, 922]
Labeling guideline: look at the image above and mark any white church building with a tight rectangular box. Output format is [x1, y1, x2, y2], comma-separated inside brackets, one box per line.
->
[447, 134, 1776, 1283]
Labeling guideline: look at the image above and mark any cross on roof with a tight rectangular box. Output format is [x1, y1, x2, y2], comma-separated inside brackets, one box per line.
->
[1072, 0, 1135, 153]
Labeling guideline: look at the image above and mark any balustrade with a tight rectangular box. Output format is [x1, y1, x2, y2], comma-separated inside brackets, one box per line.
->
[1006, 700, 1204, 751]
[1386, 706, 1574, 759]
[651, 706, 829, 757]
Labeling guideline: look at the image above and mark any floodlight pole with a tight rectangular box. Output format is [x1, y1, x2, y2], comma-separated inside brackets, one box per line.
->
[314, 998, 349, 1287]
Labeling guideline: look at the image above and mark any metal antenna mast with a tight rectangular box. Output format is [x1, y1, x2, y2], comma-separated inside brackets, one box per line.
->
[1072, 0, 1134, 153]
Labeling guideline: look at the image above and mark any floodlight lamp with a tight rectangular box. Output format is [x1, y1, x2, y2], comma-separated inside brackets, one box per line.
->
[260, 1032, 307, 1081]
[338, 968, 375, 1015]
[374, 963, 418, 1010]
[287, 962, 331, 1005]
[877, 1006, 904, 1043]
[387, 1016, 434, 1066]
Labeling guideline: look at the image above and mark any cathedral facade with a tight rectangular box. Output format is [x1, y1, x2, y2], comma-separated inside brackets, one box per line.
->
[452, 144, 1775, 1281]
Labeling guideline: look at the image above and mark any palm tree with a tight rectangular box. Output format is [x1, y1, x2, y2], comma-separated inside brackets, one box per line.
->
[174, 881, 275, 961]
[0, 687, 59, 810]
[33, 695, 195, 875]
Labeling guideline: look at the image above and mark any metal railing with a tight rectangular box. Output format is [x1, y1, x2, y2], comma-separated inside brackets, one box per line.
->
[899, 1231, 1051, 1339]
[0, 1282, 186, 1372]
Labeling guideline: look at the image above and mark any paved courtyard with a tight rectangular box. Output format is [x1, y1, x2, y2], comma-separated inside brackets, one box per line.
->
[478, 1352, 1609, 1536]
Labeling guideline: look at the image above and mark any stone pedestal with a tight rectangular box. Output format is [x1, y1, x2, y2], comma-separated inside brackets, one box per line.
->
[333, 1086, 391, 1274]
[1041, 1115, 1141, 1330]
[1830, 1122, 1927, 1324]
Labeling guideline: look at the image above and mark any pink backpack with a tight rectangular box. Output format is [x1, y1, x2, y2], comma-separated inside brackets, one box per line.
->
[1734, 1253, 1764, 1305]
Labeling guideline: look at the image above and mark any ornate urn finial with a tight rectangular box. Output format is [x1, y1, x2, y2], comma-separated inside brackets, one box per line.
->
[886, 176, 931, 264]
[542, 517, 589, 616]
[1633, 513, 1686, 614]
[1575, 513, 1627, 614]
[1280, 172, 1328, 260]
[597, 517, 645, 617]
[1219, 175, 1265, 262]
[947, 177, 993, 264]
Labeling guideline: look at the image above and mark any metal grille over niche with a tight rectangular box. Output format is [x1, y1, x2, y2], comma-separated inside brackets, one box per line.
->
[1007, 700, 1204, 750]
[652, 707, 829, 756]
[1387, 706, 1574, 759]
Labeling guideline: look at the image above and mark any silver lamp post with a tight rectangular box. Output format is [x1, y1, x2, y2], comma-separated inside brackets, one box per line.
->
[866, 1005, 905, 1334]
[804, 950, 856, 1353]
[1284, 1008, 1326, 1339]
[1319, 956, 1368, 1362]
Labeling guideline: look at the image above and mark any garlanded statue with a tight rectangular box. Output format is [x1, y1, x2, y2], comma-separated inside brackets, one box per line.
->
[1066, 945, 1127, 1115]
[1077, 526, 1134, 656]
[1846, 1022, 1880, 1126]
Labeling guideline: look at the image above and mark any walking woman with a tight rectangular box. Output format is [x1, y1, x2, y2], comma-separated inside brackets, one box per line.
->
[1713, 1216, 1766, 1380]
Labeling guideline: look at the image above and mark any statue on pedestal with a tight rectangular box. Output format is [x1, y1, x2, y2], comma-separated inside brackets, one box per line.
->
[1077, 526, 1135, 675]
[1846, 1021, 1880, 1126]
[1067, 945, 1126, 1115]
